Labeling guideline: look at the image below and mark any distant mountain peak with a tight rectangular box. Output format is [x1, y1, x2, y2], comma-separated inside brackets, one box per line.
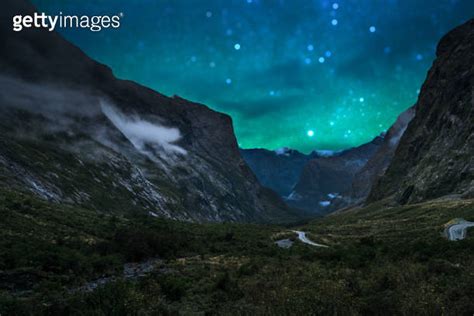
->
[312, 149, 342, 157]
[274, 147, 291, 156]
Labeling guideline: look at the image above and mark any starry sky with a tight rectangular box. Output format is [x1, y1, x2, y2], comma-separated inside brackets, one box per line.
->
[32, 0, 474, 153]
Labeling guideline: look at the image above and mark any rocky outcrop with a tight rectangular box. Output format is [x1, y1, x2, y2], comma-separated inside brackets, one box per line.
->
[351, 107, 415, 203]
[240, 148, 315, 197]
[368, 19, 474, 204]
[287, 136, 384, 214]
[0, 0, 296, 223]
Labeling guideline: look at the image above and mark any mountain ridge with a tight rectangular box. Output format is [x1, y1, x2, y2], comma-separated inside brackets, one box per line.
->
[287, 135, 384, 214]
[368, 18, 474, 204]
[0, 0, 296, 223]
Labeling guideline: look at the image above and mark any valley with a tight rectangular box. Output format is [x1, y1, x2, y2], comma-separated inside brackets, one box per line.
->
[0, 0, 473, 314]
[1, 188, 473, 314]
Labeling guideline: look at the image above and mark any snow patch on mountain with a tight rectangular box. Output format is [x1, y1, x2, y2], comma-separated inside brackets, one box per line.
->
[285, 191, 301, 201]
[313, 149, 342, 157]
[319, 201, 331, 207]
[327, 193, 339, 199]
[274, 147, 291, 156]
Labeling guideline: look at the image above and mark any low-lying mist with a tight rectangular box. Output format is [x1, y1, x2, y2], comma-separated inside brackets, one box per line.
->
[0, 75, 100, 118]
[0, 75, 187, 162]
[100, 101, 187, 156]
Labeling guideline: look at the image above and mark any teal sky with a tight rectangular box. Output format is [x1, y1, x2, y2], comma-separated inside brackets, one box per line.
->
[32, 0, 474, 153]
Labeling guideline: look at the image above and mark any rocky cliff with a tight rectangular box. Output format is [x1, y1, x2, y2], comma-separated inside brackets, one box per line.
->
[287, 136, 384, 214]
[368, 19, 474, 204]
[0, 0, 295, 223]
[351, 107, 415, 203]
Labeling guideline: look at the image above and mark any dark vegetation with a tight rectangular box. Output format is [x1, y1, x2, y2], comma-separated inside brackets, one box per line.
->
[1, 188, 473, 315]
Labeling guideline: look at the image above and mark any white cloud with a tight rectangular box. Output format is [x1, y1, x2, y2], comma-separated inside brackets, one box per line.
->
[100, 101, 186, 156]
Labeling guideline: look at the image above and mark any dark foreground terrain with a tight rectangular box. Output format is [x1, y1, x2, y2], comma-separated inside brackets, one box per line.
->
[1, 1, 473, 314]
[1, 189, 473, 315]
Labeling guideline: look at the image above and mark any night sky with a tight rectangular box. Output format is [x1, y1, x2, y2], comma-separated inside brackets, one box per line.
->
[31, 0, 474, 153]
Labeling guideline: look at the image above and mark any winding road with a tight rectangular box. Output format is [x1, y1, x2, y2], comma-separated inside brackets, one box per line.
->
[293, 230, 328, 248]
[447, 220, 474, 241]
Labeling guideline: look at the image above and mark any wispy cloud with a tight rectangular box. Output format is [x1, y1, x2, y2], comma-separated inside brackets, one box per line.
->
[100, 101, 187, 157]
[0, 75, 99, 118]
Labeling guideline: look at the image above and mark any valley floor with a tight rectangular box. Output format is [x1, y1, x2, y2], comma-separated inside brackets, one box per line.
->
[1, 188, 474, 315]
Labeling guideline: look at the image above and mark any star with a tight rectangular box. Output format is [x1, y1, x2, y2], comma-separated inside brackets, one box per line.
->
[35, 0, 474, 153]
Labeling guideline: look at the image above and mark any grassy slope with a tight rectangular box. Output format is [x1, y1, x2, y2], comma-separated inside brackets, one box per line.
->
[1, 188, 474, 314]
[303, 199, 474, 244]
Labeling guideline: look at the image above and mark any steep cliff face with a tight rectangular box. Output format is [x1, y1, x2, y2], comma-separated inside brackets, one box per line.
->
[240, 148, 315, 197]
[0, 0, 295, 223]
[288, 136, 383, 214]
[351, 107, 415, 203]
[368, 19, 474, 204]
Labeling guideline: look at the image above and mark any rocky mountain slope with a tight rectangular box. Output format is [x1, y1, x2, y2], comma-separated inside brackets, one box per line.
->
[350, 106, 415, 203]
[286, 136, 384, 214]
[240, 147, 315, 197]
[242, 105, 416, 215]
[243, 20, 474, 214]
[0, 0, 295, 223]
[368, 19, 474, 204]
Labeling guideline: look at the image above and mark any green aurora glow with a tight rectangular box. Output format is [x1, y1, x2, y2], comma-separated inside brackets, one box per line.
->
[32, 0, 474, 153]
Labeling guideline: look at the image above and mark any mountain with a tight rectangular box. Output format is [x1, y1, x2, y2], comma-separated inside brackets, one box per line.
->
[241, 105, 415, 215]
[0, 0, 296, 223]
[242, 17, 473, 213]
[350, 106, 415, 203]
[368, 19, 474, 204]
[287, 136, 384, 214]
[240, 147, 315, 197]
